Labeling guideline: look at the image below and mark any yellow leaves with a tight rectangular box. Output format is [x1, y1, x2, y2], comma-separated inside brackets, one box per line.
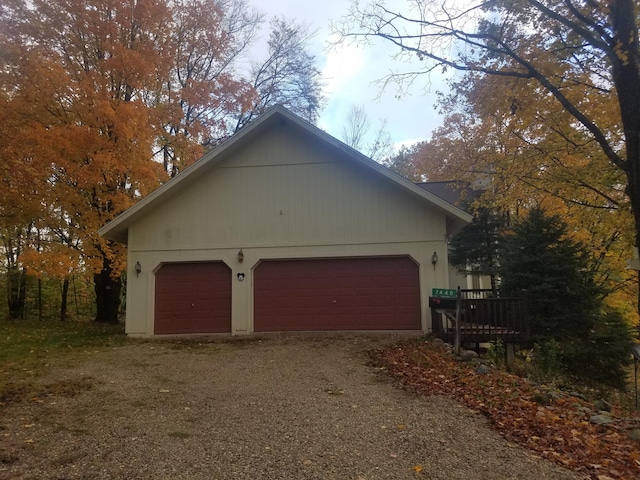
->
[412, 464, 423, 473]
[602, 432, 621, 442]
[324, 388, 345, 395]
[19, 247, 81, 279]
[614, 41, 630, 65]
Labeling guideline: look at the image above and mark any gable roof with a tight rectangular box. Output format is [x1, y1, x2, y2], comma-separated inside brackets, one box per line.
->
[99, 105, 472, 244]
[416, 181, 480, 212]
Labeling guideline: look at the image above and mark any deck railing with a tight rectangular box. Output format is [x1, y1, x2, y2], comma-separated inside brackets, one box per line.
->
[430, 290, 530, 343]
[459, 288, 497, 299]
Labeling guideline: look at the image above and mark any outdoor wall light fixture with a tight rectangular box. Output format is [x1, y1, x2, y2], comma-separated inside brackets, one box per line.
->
[135, 261, 142, 277]
[431, 252, 438, 270]
[237, 249, 244, 263]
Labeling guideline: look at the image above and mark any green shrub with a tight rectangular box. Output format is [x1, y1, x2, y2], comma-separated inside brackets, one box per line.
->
[486, 340, 505, 368]
[530, 339, 562, 383]
[560, 308, 633, 391]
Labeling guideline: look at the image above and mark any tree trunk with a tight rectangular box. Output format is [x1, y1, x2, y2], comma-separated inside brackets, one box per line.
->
[94, 257, 121, 324]
[631, 197, 640, 316]
[73, 275, 80, 316]
[60, 276, 69, 321]
[621, 101, 640, 317]
[7, 265, 27, 320]
[610, 0, 640, 316]
[623, 160, 640, 316]
[38, 278, 42, 321]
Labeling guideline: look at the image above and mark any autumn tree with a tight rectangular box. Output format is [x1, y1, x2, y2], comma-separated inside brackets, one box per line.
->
[335, 0, 640, 310]
[1, 0, 169, 321]
[0, 0, 267, 322]
[385, 144, 429, 181]
[155, 0, 261, 175]
[233, 17, 325, 132]
[0, 74, 43, 319]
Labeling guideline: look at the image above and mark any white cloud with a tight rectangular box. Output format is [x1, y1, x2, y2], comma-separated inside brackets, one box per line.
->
[320, 38, 366, 100]
[248, 0, 450, 149]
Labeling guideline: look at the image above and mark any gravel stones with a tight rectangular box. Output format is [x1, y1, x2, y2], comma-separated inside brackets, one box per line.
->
[0, 334, 580, 480]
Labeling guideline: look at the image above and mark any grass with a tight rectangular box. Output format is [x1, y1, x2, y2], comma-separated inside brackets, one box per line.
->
[0, 318, 128, 404]
[0, 318, 128, 364]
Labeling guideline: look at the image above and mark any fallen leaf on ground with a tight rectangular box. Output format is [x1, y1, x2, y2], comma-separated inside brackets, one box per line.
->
[377, 340, 640, 480]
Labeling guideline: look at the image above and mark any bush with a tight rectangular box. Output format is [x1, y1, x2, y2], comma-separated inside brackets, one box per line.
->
[530, 339, 562, 383]
[560, 308, 633, 391]
[486, 340, 505, 368]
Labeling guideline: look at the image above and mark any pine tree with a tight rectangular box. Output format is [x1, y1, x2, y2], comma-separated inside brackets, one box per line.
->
[500, 207, 598, 338]
[500, 207, 632, 389]
[448, 207, 505, 293]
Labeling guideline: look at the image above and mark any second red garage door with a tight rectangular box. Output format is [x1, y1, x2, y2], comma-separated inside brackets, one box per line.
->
[254, 257, 421, 332]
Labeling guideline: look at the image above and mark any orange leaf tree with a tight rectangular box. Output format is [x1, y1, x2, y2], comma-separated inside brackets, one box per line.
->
[0, 0, 262, 322]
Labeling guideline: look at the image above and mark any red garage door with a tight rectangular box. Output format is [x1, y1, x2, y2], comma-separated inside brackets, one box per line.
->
[155, 262, 231, 334]
[254, 257, 420, 332]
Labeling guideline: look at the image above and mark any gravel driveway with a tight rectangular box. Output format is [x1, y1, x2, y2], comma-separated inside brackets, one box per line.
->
[0, 334, 580, 480]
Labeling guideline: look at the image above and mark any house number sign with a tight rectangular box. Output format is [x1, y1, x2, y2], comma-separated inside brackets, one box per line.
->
[431, 288, 457, 298]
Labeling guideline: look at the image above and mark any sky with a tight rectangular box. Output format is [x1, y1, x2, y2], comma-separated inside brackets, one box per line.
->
[247, 0, 449, 152]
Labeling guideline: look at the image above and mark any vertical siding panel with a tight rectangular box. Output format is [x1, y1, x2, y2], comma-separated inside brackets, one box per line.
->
[133, 123, 445, 251]
[333, 165, 344, 242]
[304, 174, 310, 246]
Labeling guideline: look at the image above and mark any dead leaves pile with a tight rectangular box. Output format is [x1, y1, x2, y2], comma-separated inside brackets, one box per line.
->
[377, 340, 640, 480]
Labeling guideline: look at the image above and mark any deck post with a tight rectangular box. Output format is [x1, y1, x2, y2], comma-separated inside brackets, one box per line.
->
[454, 287, 461, 356]
[505, 342, 515, 372]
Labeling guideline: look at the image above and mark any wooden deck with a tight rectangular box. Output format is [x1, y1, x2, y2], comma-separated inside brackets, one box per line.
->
[430, 290, 530, 344]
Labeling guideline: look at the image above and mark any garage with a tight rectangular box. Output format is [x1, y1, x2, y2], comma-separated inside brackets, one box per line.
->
[100, 106, 472, 336]
[254, 257, 421, 332]
[154, 262, 231, 334]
